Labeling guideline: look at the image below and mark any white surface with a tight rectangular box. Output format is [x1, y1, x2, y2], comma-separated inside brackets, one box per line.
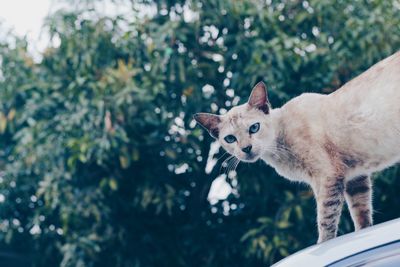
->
[273, 218, 400, 267]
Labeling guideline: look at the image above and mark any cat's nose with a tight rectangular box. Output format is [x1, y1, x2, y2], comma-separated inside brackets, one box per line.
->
[241, 145, 252, 154]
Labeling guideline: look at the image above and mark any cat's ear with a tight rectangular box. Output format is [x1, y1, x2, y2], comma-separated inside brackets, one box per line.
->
[248, 81, 270, 114]
[193, 113, 221, 138]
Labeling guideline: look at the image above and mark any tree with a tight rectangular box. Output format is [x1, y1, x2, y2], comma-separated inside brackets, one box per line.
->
[1, 0, 400, 266]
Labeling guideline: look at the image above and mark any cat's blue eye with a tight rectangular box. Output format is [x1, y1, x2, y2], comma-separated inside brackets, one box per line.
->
[249, 123, 260, 134]
[224, 135, 237, 143]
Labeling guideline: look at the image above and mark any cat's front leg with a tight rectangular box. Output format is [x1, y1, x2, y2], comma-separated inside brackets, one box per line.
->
[345, 175, 373, 230]
[314, 176, 345, 243]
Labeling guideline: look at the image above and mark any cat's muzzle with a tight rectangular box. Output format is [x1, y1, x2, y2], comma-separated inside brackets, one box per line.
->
[241, 152, 259, 162]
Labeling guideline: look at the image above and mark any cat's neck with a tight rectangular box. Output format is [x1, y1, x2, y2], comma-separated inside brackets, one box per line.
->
[260, 108, 303, 178]
[261, 107, 285, 160]
[260, 101, 326, 182]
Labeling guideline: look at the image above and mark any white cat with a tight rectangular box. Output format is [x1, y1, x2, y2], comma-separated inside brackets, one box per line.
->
[194, 51, 400, 243]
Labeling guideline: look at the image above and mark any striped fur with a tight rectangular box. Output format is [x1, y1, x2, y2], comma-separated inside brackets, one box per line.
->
[345, 175, 373, 230]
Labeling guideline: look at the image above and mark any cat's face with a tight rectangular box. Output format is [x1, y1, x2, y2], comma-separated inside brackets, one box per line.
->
[195, 82, 275, 162]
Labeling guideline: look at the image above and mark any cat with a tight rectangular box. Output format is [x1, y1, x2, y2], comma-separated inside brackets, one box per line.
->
[194, 51, 400, 243]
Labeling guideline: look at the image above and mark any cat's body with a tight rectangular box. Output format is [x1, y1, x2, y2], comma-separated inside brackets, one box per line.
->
[266, 50, 400, 182]
[195, 51, 400, 243]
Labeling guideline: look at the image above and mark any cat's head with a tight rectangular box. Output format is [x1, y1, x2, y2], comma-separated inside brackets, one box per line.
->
[194, 82, 275, 162]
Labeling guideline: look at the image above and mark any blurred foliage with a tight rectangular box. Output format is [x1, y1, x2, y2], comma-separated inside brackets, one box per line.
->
[1, 0, 400, 266]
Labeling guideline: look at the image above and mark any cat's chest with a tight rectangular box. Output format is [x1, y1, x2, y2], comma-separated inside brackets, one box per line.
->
[261, 153, 311, 183]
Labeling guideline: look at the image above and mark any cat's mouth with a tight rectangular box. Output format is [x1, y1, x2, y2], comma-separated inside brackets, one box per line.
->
[241, 153, 259, 163]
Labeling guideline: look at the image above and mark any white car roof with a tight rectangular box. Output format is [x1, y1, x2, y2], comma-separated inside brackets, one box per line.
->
[273, 218, 400, 267]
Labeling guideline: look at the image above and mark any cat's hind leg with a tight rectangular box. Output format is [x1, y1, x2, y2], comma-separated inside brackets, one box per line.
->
[345, 175, 373, 230]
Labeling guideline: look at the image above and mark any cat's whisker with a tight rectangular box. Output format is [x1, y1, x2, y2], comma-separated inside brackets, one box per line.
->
[216, 151, 228, 162]
[269, 151, 284, 162]
[221, 155, 234, 168]
[232, 158, 240, 173]
[264, 146, 287, 161]
[232, 157, 240, 172]
[266, 145, 302, 162]
[220, 155, 236, 174]
[225, 157, 239, 178]
[226, 157, 236, 174]
[216, 152, 229, 174]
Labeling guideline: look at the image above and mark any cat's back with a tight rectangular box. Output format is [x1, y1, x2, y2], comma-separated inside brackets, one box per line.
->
[329, 51, 400, 107]
[280, 51, 400, 119]
[271, 52, 400, 180]
[279, 51, 400, 139]
[324, 52, 400, 172]
[329, 52, 400, 122]
[280, 92, 328, 124]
